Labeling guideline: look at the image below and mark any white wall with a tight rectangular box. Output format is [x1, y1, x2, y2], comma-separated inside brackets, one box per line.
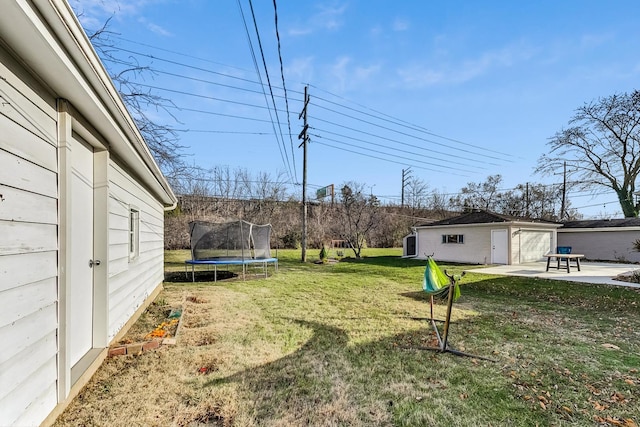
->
[416, 226, 493, 264]
[1, 38, 168, 427]
[0, 58, 60, 426]
[558, 229, 640, 263]
[107, 159, 166, 341]
[514, 230, 554, 263]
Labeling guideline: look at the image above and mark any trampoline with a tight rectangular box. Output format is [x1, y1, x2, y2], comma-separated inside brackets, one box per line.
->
[185, 220, 278, 282]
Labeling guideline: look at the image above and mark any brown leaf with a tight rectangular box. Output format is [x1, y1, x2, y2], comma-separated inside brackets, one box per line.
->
[562, 406, 572, 414]
[602, 343, 621, 350]
[592, 400, 608, 411]
[459, 393, 468, 400]
[587, 384, 601, 395]
[610, 392, 627, 403]
[624, 379, 635, 385]
[539, 401, 546, 410]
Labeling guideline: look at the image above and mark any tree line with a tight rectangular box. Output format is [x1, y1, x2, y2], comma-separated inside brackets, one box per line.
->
[165, 167, 583, 257]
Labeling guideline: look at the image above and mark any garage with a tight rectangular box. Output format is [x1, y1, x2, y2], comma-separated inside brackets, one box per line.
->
[518, 230, 554, 262]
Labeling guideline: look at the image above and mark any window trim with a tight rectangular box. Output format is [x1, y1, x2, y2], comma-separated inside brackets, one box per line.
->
[129, 207, 140, 261]
[442, 234, 464, 244]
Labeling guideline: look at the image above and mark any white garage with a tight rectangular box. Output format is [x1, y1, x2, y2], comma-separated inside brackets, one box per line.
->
[404, 210, 561, 265]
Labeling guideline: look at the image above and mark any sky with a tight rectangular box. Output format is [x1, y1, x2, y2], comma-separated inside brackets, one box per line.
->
[69, 0, 640, 218]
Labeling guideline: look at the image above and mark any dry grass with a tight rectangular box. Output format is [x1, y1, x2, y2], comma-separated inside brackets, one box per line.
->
[53, 249, 640, 426]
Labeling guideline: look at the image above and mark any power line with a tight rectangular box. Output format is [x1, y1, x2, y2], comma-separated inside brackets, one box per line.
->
[246, 0, 294, 181]
[312, 101, 508, 163]
[272, 0, 297, 180]
[313, 139, 470, 177]
[100, 43, 516, 163]
[174, 129, 273, 135]
[160, 103, 286, 123]
[308, 83, 517, 160]
[311, 133, 480, 174]
[312, 126, 489, 171]
[312, 117, 501, 166]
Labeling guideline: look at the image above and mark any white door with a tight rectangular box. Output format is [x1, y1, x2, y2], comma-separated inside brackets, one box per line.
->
[491, 229, 508, 264]
[69, 138, 94, 366]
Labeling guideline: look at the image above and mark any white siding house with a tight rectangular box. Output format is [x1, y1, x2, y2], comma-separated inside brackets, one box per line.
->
[558, 218, 640, 263]
[406, 210, 562, 265]
[0, 1, 177, 426]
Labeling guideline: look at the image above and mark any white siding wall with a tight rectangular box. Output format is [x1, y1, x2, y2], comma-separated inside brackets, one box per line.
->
[515, 230, 554, 263]
[416, 226, 492, 264]
[0, 66, 59, 426]
[107, 159, 165, 341]
[558, 229, 640, 263]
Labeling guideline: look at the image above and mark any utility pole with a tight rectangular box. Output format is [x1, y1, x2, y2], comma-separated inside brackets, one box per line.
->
[525, 182, 530, 217]
[298, 85, 310, 262]
[401, 168, 411, 207]
[561, 161, 567, 220]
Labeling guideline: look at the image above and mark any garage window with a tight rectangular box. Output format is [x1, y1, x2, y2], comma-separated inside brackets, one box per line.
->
[442, 234, 464, 244]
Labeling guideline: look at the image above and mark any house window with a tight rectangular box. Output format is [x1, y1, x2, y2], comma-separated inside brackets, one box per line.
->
[442, 234, 464, 244]
[129, 208, 139, 260]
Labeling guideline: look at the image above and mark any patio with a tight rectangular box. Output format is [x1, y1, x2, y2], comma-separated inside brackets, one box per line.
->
[469, 261, 640, 288]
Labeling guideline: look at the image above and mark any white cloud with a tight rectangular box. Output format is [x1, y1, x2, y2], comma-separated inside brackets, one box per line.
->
[392, 18, 410, 32]
[285, 56, 316, 84]
[397, 42, 535, 88]
[138, 17, 173, 37]
[69, 0, 164, 31]
[327, 56, 381, 93]
[288, 3, 347, 36]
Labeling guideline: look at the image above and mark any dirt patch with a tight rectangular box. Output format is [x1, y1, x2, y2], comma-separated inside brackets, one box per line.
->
[165, 270, 236, 282]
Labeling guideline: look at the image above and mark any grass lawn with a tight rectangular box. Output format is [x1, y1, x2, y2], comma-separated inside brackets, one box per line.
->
[55, 249, 640, 427]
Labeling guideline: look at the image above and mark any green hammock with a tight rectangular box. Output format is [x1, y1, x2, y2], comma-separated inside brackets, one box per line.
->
[423, 256, 460, 301]
[413, 257, 494, 361]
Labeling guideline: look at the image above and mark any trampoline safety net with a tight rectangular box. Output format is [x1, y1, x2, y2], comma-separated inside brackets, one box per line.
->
[189, 220, 273, 261]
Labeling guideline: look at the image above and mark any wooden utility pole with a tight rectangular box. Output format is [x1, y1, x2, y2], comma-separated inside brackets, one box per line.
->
[401, 168, 411, 207]
[524, 182, 530, 217]
[561, 161, 567, 220]
[298, 85, 310, 262]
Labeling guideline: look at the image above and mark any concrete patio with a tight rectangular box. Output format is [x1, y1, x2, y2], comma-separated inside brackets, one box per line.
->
[467, 261, 640, 288]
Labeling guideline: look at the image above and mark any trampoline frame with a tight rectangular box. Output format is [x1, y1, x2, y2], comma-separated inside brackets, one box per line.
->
[184, 257, 278, 282]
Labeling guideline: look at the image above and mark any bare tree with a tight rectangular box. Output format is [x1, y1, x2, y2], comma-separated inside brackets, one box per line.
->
[80, 16, 190, 186]
[404, 176, 430, 213]
[450, 175, 503, 212]
[425, 189, 452, 219]
[334, 182, 381, 258]
[537, 90, 640, 217]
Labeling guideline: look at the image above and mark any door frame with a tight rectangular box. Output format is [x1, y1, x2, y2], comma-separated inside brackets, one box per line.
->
[490, 229, 509, 264]
[57, 100, 109, 399]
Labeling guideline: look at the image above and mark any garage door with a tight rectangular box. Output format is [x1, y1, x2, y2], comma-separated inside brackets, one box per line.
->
[520, 231, 553, 262]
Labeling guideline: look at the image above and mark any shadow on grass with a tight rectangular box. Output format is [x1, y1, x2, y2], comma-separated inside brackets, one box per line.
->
[202, 318, 517, 425]
[338, 255, 425, 268]
[164, 270, 237, 283]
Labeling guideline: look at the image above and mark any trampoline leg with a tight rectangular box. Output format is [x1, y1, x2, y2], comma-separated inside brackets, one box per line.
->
[214, 265, 217, 282]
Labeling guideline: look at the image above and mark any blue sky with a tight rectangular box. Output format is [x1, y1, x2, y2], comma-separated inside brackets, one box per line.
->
[70, 0, 640, 218]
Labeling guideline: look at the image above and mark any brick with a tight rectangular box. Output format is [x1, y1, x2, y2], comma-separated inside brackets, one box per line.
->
[142, 340, 160, 351]
[127, 343, 144, 355]
[108, 346, 127, 357]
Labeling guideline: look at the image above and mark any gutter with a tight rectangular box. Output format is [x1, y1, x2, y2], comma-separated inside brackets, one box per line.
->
[2, 0, 177, 208]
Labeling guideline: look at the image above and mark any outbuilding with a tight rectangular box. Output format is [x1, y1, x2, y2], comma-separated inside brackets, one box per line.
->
[558, 218, 640, 263]
[0, 1, 176, 425]
[403, 210, 562, 265]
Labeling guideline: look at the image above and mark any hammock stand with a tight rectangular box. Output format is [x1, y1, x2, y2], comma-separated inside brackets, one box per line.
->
[415, 257, 494, 361]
